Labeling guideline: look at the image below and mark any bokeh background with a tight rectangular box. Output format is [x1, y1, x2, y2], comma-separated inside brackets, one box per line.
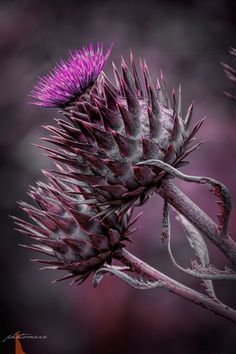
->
[1, 0, 236, 353]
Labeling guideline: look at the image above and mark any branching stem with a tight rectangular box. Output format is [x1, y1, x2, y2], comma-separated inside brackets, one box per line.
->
[117, 248, 236, 323]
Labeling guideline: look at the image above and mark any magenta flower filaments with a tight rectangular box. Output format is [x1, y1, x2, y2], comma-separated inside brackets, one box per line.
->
[30, 43, 111, 107]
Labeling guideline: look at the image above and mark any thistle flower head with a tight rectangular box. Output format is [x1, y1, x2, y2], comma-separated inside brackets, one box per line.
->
[30, 43, 111, 107]
[14, 169, 135, 284]
[39, 51, 204, 218]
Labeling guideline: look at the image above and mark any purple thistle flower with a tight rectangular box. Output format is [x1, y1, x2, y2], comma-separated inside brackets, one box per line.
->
[30, 43, 111, 107]
[38, 53, 205, 219]
[13, 44, 236, 322]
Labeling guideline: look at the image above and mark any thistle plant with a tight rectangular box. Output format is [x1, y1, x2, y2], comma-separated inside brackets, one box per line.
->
[15, 43, 236, 323]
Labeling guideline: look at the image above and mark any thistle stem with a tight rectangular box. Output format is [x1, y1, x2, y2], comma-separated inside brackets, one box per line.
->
[118, 248, 236, 323]
[158, 180, 236, 264]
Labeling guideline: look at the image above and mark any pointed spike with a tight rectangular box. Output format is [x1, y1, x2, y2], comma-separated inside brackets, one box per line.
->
[112, 131, 138, 157]
[54, 169, 104, 185]
[12, 217, 49, 237]
[39, 266, 60, 271]
[159, 70, 171, 108]
[185, 101, 194, 129]
[156, 78, 165, 105]
[172, 89, 177, 116]
[121, 56, 136, 96]
[177, 84, 182, 117]
[42, 125, 69, 139]
[73, 143, 97, 154]
[16, 227, 44, 241]
[112, 61, 124, 96]
[148, 106, 160, 139]
[142, 137, 162, 159]
[175, 141, 203, 163]
[120, 77, 140, 117]
[117, 199, 136, 219]
[86, 122, 117, 151]
[147, 81, 161, 118]
[130, 51, 144, 98]
[83, 101, 103, 126]
[41, 137, 76, 152]
[101, 72, 118, 96]
[33, 144, 68, 159]
[117, 101, 139, 136]
[141, 59, 153, 95]
[22, 208, 58, 232]
[171, 114, 181, 141]
[98, 101, 123, 131]
[185, 117, 206, 145]
[46, 213, 74, 233]
[31, 259, 63, 266]
[80, 151, 106, 172]
[103, 81, 118, 112]
[141, 60, 160, 116]
[70, 110, 90, 123]
[57, 121, 83, 140]
[92, 205, 115, 221]
[74, 119, 96, 144]
[163, 144, 174, 163]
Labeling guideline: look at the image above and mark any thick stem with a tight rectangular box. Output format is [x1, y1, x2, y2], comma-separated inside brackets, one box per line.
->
[158, 180, 236, 264]
[118, 249, 236, 323]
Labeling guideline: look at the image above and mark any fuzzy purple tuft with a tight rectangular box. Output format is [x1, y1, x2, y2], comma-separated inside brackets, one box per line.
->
[30, 43, 111, 107]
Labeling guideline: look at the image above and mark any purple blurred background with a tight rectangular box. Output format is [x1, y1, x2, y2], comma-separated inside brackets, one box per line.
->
[1, 0, 236, 353]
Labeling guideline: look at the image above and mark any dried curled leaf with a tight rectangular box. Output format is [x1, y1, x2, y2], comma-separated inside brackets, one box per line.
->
[169, 215, 236, 293]
[191, 262, 236, 280]
[175, 214, 217, 300]
[177, 214, 210, 265]
[92, 264, 163, 289]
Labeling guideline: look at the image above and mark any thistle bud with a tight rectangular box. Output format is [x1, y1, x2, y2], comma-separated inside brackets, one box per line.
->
[14, 170, 134, 284]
